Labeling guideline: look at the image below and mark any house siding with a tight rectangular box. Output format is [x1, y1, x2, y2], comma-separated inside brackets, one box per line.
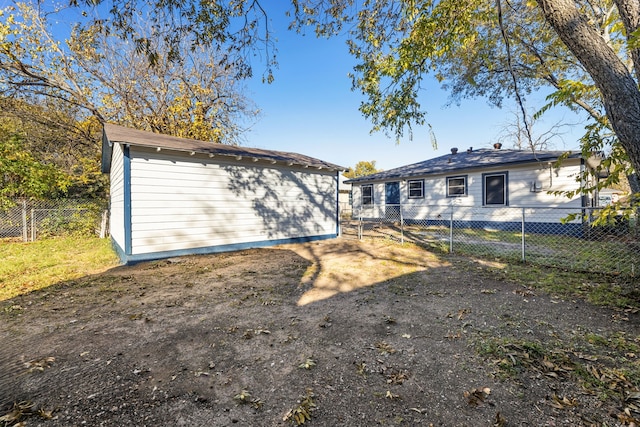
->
[109, 142, 125, 251]
[352, 159, 585, 225]
[127, 147, 338, 256]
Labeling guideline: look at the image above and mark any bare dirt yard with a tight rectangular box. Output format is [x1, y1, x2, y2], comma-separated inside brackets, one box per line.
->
[1, 238, 639, 426]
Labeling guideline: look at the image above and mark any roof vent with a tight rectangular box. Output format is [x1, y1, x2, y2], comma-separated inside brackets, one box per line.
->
[493, 143, 502, 149]
[467, 147, 473, 153]
[451, 147, 458, 154]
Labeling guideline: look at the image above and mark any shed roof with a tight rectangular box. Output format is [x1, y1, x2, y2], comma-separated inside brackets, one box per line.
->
[344, 148, 583, 184]
[101, 123, 345, 173]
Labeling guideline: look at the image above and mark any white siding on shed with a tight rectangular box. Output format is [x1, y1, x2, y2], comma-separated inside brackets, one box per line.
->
[109, 142, 125, 249]
[128, 148, 337, 255]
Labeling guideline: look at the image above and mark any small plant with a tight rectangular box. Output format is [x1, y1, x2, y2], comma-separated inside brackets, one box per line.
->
[233, 390, 264, 409]
[355, 361, 367, 376]
[383, 315, 396, 324]
[298, 357, 316, 370]
[283, 389, 316, 425]
[234, 389, 252, 403]
[375, 341, 396, 354]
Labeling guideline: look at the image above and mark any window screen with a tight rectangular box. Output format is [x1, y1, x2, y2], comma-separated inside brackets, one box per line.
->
[484, 174, 506, 205]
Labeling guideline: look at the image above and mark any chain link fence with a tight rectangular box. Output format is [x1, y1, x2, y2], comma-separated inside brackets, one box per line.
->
[341, 204, 639, 278]
[0, 199, 109, 241]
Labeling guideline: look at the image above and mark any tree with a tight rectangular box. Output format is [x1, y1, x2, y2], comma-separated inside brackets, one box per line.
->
[0, 1, 259, 200]
[4, 0, 640, 200]
[38, 1, 638, 189]
[0, 2, 258, 145]
[343, 161, 382, 179]
[286, 0, 640, 194]
[0, 105, 108, 205]
[0, 132, 70, 209]
[496, 108, 574, 151]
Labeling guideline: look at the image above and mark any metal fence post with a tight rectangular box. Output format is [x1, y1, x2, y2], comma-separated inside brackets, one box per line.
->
[400, 203, 404, 244]
[100, 210, 108, 238]
[31, 207, 35, 241]
[521, 207, 526, 262]
[449, 203, 454, 253]
[21, 200, 28, 242]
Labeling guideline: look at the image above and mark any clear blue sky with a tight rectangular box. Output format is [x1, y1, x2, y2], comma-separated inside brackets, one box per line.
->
[243, 7, 587, 171]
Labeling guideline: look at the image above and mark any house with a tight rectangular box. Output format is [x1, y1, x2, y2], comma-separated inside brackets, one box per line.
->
[101, 124, 345, 264]
[345, 146, 601, 234]
[338, 174, 352, 215]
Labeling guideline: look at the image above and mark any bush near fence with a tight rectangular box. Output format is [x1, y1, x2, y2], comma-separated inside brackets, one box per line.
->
[0, 199, 109, 241]
[341, 204, 639, 278]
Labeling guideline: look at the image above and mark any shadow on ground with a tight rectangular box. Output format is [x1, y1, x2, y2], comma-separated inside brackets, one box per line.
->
[1, 239, 639, 426]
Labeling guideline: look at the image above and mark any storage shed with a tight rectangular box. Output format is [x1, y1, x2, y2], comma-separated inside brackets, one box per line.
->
[101, 124, 344, 264]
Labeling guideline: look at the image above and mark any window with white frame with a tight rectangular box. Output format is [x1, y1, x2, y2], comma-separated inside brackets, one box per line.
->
[361, 185, 373, 205]
[483, 172, 508, 206]
[447, 176, 467, 197]
[408, 179, 424, 198]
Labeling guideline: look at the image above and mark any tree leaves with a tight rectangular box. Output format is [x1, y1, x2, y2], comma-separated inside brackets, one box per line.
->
[343, 160, 381, 179]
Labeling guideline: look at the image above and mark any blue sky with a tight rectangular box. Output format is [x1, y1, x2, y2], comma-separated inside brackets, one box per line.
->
[243, 7, 587, 171]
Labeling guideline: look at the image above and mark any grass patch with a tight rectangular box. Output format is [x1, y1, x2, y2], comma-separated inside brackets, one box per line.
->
[0, 236, 119, 301]
[477, 262, 640, 310]
[403, 224, 639, 277]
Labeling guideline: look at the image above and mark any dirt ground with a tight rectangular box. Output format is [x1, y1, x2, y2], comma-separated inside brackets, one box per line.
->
[1, 238, 639, 426]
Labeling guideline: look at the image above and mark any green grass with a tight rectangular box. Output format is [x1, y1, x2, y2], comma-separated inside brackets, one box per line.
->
[410, 225, 639, 277]
[480, 262, 640, 310]
[0, 236, 119, 301]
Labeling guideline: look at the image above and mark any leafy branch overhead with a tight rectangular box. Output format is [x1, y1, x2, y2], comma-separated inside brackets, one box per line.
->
[0, 1, 259, 146]
[2, 0, 640, 204]
[289, 0, 638, 196]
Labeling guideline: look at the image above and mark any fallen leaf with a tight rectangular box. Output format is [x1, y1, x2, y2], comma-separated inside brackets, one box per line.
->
[464, 387, 491, 406]
[385, 390, 400, 399]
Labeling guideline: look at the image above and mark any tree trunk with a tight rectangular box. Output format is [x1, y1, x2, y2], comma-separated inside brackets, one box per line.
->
[535, 0, 640, 183]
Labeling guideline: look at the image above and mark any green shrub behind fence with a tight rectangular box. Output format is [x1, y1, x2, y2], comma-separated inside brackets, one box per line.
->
[1, 199, 108, 241]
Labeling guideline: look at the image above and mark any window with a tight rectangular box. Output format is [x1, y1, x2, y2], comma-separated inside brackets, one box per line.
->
[483, 172, 508, 206]
[447, 176, 467, 197]
[408, 180, 424, 199]
[361, 185, 373, 205]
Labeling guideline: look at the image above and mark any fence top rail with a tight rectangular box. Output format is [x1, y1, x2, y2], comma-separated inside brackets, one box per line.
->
[357, 204, 607, 211]
[31, 208, 90, 212]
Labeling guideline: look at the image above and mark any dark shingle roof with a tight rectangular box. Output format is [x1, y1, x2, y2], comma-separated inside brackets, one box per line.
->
[102, 123, 345, 172]
[344, 148, 582, 183]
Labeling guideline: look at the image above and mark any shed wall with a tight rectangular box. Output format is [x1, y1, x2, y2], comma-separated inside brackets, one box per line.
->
[128, 148, 338, 256]
[109, 142, 126, 250]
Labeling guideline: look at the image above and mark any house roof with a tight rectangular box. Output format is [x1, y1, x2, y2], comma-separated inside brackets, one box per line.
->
[344, 148, 583, 184]
[101, 123, 345, 173]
